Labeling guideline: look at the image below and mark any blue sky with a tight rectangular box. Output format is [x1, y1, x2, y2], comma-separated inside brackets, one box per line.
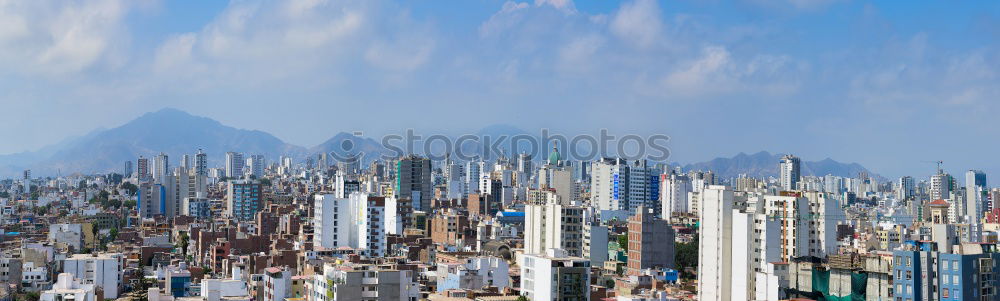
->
[0, 0, 999, 178]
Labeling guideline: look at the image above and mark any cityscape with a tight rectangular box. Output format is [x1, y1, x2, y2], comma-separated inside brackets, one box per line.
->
[2, 1, 1000, 301]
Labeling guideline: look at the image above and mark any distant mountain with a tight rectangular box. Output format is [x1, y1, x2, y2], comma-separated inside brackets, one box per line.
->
[0, 108, 306, 176]
[308, 132, 390, 164]
[307, 124, 543, 164]
[0, 110, 881, 180]
[682, 151, 876, 180]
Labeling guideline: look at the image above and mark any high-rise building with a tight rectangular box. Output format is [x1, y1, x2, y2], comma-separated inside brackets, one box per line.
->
[779, 154, 801, 191]
[751, 191, 842, 261]
[930, 171, 954, 201]
[697, 185, 785, 301]
[893, 241, 1000, 301]
[195, 149, 208, 176]
[517, 153, 533, 174]
[538, 165, 575, 203]
[123, 161, 134, 178]
[965, 170, 988, 220]
[153, 153, 169, 183]
[445, 161, 464, 200]
[897, 176, 915, 200]
[591, 158, 654, 213]
[519, 249, 590, 301]
[313, 193, 386, 257]
[524, 191, 585, 257]
[582, 212, 609, 267]
[660, 173, 691, 221]
[697, 185, 735, 301]
[465, 160, 487, 197]
[395, 155, 432, 211]
[225, 152, 244, 179]
[226, 180, 262, 221]
[182, 197, 211, 218]
[138, 182, 167, 218]
[180, 154, 191, 172]
[626, 206, 675, 275]
[137, 156, 150, 180]
[248, 154, 265, 178]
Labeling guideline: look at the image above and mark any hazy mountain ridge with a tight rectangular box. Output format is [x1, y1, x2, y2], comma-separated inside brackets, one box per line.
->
[0, 108, 307, 176]
[0, 109, 878, 179]
[682, 151, 877, 180]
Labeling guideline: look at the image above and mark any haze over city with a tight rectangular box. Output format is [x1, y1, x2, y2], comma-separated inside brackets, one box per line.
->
[2, 2, 1000, 301]
[1, 0, 999, 177]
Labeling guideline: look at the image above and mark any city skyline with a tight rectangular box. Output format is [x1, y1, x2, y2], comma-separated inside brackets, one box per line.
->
[0, 1, 998, 177]
[4, 2, 1000, 301]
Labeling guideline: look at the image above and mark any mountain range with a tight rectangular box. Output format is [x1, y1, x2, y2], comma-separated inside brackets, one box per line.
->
[0, 108, 876, 179]
[681, 151, 877, 180]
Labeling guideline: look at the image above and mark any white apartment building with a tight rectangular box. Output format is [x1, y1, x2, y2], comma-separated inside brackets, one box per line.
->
[591, 158, 654, 214]
[778, 155, 800, 191]
[583, 212, 609, 267]
[435, 256, 510, 292]
[697, 185, 735, 301]
[313, 193, 386, 257]
[311, 262, 420, 301]
[519, 249, 590, 301]
[201, 278, 251, 301]
[62, 253, 124, 299]
[225, 152, 244, 179]
[751, 192, 843, 261]
[538, 165, 576, 204]
[41, 274, 96, 301]
[659, 173, 691, 221]
[524, 194, 585, 257]
[49, 224, 83, 251]
[700, 186, 788, 301]
[262, 267, 292, 301]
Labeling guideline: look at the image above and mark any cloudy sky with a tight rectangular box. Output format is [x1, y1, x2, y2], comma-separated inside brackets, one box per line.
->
[0, 0, 998, 177]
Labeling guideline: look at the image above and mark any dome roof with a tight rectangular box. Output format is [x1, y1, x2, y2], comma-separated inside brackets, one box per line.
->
[547, 146, 561, 165]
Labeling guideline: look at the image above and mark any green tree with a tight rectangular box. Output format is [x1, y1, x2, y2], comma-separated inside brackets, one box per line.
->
[120, 182, 138, 196]
[675, 237, 699, 279]
[33, 205, 49, 215]
[617, 234, 628, 252]
[177, 232, 190, 256]
[18, 291, 40, 301]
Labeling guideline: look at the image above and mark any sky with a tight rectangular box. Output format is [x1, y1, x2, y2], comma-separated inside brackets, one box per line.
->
[0, 0, 999, 178]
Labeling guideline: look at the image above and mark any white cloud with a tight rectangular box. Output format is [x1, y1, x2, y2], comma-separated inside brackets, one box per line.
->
[746, 0, 844, 11]
[557, 34, 605, 72]
[151, 0, 434, 86]
[848, 34, 1000, 112]
[534, 0, 575, 13]
[659, 46, 801, 98]
[0, 0, 134, 75]
[663, 46, 731, 93]
[364, 35, 435, 72]
[610, 0, 664, 49]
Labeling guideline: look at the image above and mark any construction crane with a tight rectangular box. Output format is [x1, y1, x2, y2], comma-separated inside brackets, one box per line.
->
[921, 160, 944, 174]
